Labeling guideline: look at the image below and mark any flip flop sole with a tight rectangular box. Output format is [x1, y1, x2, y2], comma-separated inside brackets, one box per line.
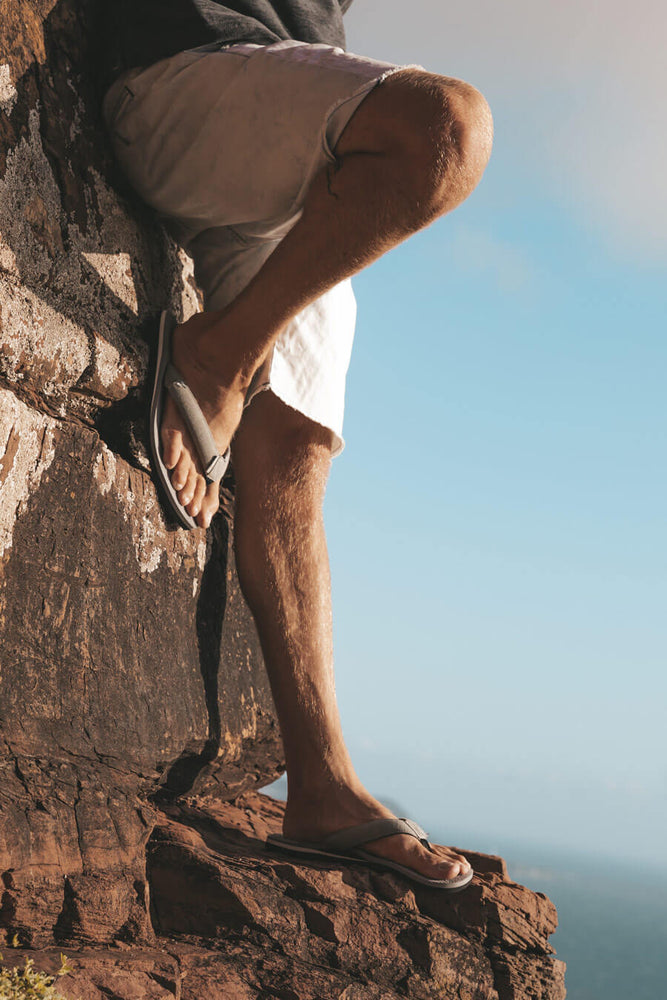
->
[149, 311, 198, 530]
[149, 311, 231, 529]
[352, 848, 474, 890]
[266, 834, 474, 891]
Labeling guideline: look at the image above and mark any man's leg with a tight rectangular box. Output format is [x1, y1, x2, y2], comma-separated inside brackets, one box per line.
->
[232, 390, 471, 879]
[163, 68, 493, 528]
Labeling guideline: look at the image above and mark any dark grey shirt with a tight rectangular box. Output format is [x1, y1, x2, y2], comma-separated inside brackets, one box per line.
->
[103, 1, 355, 87]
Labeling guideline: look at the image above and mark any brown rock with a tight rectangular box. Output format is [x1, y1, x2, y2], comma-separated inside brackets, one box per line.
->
[1, 0, 282, 963]
[143, 792, 565, 1000]
[0, 792, 566, 999]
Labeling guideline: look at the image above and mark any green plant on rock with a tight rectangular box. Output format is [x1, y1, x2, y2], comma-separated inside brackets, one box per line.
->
[0, 948, 78, 1000]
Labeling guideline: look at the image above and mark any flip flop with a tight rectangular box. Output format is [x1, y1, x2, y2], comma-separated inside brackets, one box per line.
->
[149, 310, 230, 530]
[266, 817, 474, 891]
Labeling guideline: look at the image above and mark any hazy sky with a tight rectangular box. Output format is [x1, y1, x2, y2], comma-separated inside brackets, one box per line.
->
[346, 0, 667, 262]
[266, 2, 667, 870]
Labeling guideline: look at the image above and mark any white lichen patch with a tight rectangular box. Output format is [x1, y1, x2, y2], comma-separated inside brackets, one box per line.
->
[103, 473, 164, 577]
[196, 536, 208, 573]
[82, 252, 138, 315]
[89, 168, 145, 255]
[91, 329, 134, 393]
[131, 490, 165, 575]
[192, 535, 208, 594]
[0, 64, 17, 113]
[0, 281, 91, 403]
[93, 447, 117, 495]
[0, 242, 17, 274]
[92, 439, 204, 577]
[93, 442, 162, 574]
[0, 388, 57, 557]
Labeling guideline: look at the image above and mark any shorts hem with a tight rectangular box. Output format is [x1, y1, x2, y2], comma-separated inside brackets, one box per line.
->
[244, 379, 345, 458]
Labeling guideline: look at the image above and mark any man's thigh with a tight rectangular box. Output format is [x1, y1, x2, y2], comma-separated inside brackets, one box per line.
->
[102, 40, 411, 243]
[101, 40, 413, 458]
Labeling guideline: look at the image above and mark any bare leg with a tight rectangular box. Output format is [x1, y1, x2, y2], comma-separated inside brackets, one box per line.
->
[232, 391, 471, 880]
[162, 68, 493, 527]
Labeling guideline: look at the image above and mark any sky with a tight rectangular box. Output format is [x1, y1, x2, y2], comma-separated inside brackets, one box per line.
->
[267, 1, 667, 870]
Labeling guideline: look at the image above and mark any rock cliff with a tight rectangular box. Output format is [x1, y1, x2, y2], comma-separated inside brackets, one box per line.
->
[0, 1, 566, 997]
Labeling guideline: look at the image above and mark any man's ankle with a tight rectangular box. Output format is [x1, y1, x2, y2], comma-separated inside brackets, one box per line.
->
[284, 761, 362, 803]
[199, 325, 261, 392]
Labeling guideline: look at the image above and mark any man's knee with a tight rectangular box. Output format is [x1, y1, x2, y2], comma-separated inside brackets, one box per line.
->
[382, 71, 493, 221]
[233, 392, 333, 505]
[338, 68, 493, 223]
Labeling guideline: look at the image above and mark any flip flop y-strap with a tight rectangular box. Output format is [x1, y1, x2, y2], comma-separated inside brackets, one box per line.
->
[164, 363, 230, 483]
[321, 817, 431, 853]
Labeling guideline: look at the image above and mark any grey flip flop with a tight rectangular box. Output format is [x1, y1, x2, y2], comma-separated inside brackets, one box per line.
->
[149, 310, 230, 530]
[266, 817, 474, 891]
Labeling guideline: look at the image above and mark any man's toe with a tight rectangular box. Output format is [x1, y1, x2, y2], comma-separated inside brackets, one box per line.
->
[431, 846, 471, 877]
[161, 423, 183, 471]
[178, 467, 198, 507]
[435, 858, 466, 878]
[186, 476, 207, 518]
[199, 483, 220, 528]
[171, 450, 191, 491]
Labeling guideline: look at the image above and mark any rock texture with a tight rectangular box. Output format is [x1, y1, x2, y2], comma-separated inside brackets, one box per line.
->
[1, 0, 283, 969]
[0, 792, 566, 1000]
[0, 4, 284, 784]
[1, 1, 566, 997]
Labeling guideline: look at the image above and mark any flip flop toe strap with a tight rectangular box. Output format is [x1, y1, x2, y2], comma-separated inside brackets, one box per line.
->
[164, 364, 230, 483]
[322, 817, 431, 852]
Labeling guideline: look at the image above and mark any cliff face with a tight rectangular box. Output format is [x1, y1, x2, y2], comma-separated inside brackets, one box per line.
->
[0, 2, 566, 997]
[0, 0, 284, 955]
[1, 791, 567, 1000]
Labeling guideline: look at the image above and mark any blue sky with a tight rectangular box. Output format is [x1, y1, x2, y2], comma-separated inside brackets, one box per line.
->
[266, 2, 667, 869]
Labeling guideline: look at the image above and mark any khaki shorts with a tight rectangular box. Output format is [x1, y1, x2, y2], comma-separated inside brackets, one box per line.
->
[103, 40, 408, 455]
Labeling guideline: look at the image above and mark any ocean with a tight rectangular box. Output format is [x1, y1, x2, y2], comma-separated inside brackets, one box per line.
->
[454, 836, 667, 1000]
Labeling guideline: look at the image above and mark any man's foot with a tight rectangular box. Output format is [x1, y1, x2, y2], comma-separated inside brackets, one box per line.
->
[282, 783, 472, 882]
[160, 312, 251, 528]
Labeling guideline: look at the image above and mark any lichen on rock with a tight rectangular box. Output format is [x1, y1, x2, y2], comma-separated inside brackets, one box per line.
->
[0, 64, 18, 113]
[0, 389, 57, 557]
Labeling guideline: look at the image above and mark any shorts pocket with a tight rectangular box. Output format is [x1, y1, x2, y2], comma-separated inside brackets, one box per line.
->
[103, 80, 137, 145]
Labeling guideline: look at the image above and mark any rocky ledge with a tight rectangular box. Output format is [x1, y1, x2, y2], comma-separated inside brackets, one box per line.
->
[1, 791, 565, 1000]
